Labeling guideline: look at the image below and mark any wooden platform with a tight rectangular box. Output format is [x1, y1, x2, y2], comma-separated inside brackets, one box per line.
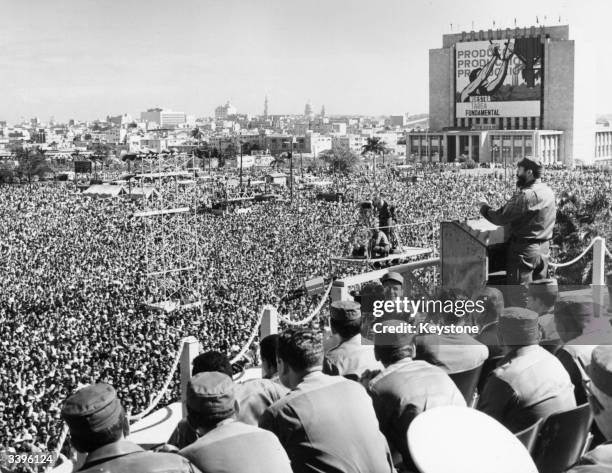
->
[331, 247, 432, 265]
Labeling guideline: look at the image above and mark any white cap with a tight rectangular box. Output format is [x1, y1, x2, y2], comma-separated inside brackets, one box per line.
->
[408, 406, 537, 473]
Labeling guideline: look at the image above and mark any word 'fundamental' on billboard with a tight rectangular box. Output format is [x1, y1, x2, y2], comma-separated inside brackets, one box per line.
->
[455, 37, 543, 119]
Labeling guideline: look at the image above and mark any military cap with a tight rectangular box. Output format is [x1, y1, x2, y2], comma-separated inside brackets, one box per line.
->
[555, 296, 597, 322]
[498, 307, 540, 345]
[330, 300, 361, 322]
[373, 319, 414, 348]
[381, 272, 404, 286]
[61, 383, 124, 435]
[527, 278, 558, 299]
[408, 406, 538, 473]
[590, 346, 612, 398]
[186, 372, 235, 418]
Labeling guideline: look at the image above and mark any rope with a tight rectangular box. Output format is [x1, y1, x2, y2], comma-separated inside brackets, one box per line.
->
[47, 424, 69, 472]
[549, 237, 600, 269]
[129, 337, 184, 422]
[230, 306, 266, 364]
[277, 282, 333, 326]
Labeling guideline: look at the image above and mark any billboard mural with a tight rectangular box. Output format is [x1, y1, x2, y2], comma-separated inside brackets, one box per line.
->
[455, 37, 543, 118]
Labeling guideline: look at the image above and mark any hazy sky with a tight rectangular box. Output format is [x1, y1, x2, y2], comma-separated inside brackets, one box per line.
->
[0, 0, 610, 122]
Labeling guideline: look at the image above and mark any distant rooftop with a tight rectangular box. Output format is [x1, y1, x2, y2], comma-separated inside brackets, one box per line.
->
[442, 24, 569, 48]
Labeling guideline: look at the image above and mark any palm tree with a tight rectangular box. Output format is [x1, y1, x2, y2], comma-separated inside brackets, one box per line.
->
[361, 137, 389, 184]
[191, 127, 202, 145]
[271, 153, 287, 170]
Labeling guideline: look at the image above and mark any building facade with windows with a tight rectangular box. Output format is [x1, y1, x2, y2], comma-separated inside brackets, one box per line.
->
[408, 24, 596, 165]
[140, 109, 186, 128]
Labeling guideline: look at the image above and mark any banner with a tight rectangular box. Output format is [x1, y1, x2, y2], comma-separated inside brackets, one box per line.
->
[455, 38, 543, 118]
[74, 161, 92, 174]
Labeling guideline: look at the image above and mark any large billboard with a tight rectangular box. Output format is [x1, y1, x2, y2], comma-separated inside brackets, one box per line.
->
[455, 37, 543, 119]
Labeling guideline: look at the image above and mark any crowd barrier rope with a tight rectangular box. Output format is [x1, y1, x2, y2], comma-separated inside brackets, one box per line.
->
[229, 306, 266, 365]
[277, 281, 333, 326]
[549, 237, 602, 269]
[47, 424, 70, 472]
[128, 337, 184, 422]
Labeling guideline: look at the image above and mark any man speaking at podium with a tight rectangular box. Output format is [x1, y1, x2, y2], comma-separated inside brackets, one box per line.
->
[477, 157, 556, 306]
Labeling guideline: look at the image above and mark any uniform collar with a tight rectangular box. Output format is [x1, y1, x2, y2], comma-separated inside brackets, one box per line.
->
[503, 344, 540, 361]
[341, 334, 362, 345]
[80, 440, 143, 470]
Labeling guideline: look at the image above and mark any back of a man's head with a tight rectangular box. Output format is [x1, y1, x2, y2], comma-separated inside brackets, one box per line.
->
[329, 300, 362, 340]
[476, 287, 504, 326]
[373, 319, 415, 367]
[527, 279, 558, 313]
[192, 351, 233, 377]
[554, 297, 607, 343]
[260, 334, 279, 378]
[436, 287, 468, 326]
[277, 328, 323, 372]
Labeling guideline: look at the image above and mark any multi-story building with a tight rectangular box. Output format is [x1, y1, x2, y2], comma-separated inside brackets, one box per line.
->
[332, 134, 368, 154]
[214, 101, 237, 120]
[140, 108, 186, 128]
[408, 25, 596, 165]
[594, 125, 612, 165]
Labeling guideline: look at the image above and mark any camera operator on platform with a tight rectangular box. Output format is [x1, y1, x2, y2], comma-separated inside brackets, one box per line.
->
[476, 157, 556, 307]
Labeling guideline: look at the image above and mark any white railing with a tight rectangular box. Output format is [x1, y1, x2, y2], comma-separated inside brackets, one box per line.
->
[330, 257, 441, 302]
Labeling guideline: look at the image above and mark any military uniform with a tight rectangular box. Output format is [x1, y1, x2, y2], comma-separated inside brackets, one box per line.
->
[180, 421, 291, 473]
[567, 346, 612, 472]
[555, 299, 612, 405]
[180, 372, 291, 473]
[80, 441, 200, 473]
[478, 308, 576, 433]
[538, 310, 562, 351]
[259, 371, 395, 473]
[414, 332, 489, 374]
[567, 443, 612, 473]
[61, 383, 200, 473]
[323, 334, 382, 379]
[478, 345, 576, 432]
[480, 166, 556, 306]
[169, 378, 288, 449]
[323, 301, 382, 380]
[557, 324, 612, 405]
[368, 358, 466, 468]
[527, 279, 561, 351]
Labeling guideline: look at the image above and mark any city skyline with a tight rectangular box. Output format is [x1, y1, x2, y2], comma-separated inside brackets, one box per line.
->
[1, 0, 610, 122]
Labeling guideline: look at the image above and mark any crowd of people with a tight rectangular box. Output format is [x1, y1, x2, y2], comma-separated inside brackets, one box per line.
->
[1, 165, 612, 463]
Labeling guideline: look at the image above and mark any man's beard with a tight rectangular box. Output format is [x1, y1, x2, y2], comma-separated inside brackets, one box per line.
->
[516, 175, 527, 188]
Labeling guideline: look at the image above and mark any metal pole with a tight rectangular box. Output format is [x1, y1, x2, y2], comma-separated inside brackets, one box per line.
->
[290, 142, 294, 201]
[239, 140, 243, 189]
[504, 149, 507, 183]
